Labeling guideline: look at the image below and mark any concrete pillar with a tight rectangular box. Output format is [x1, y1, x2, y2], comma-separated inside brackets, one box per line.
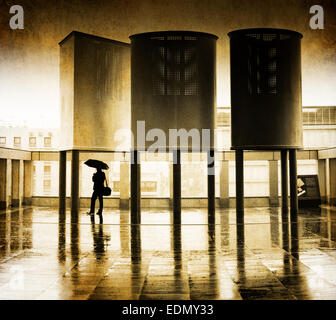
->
[289, 149, 298, 220]
[281, 150, 289, 214]
[329, 158, 336, 206]
[19, 160, 24, 206]
[269, 160, 279, 207]
[173, 150, 181, 224]
[169, 162, 174, 209]
[59, 151, 67, 211]
[71, 150, 80, 215]
[219, 160, 229, 208]
[120, 161, 130, 209]
[235, 150, 244, 224]
[0, 159, 7, 209]
[131, 150, 141, 224]
[23, 160, 33, 205]
[207, 149, 215, 224]
[318, 159, 327, 204]
[11, 160, 20, 207]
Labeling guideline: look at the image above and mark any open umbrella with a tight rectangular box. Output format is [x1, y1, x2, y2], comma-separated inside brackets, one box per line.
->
[84, 159, 109, 170]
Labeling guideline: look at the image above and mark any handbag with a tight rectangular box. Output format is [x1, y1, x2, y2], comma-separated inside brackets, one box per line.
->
[103, 179, 112, 196]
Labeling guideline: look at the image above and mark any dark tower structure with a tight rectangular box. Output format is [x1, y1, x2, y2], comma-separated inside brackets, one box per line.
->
[228, 28, 303, 222]
[130, 31, 218, 223]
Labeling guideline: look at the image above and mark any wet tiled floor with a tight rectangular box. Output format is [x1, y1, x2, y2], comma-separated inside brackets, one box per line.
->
[0, 205, 336, 300]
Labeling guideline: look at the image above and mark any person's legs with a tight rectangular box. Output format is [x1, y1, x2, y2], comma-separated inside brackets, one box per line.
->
[90, 191, 98, 213]
[97, 193, 103, 214]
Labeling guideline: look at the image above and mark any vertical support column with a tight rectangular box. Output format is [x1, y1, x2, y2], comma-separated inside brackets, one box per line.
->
[207, 149, 215, 223]
[329, 158, 336, 206]
[70, 150, 80, 216]
[19, 160, 24, 206]
[289, 149, 298, 220]
[281, 150, 288, 214]
[172, 149, 181, 224]
[11, 160, 20, 207]
[6, 159, 12, 207]
[0, 159, 7, 209]
[23, 160, 33, 205]
[318, 159, 327, 204]
[131, 150, 141, 224]
[235, 149, 244, 224]
[219, 160, 229, 208]
[59, 151, 67, 211]
[169, 162, 174, 209]
[120, 160, 130, 209]
[269, 160, 279, 207]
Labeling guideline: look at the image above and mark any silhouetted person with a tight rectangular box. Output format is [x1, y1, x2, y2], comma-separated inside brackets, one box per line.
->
[88, 168, 106, 215]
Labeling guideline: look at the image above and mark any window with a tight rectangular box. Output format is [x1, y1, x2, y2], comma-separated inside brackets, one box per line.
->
[43, 180, 51, 193]
[0, 137, 6, 145]
[29, 137, 36, 147]
[112, 181, 120, 193]
[44, 137, 51, 147]
[14, 137, 21, 145]
[141, 181, 157, 193]
[44, 165, 51, 175]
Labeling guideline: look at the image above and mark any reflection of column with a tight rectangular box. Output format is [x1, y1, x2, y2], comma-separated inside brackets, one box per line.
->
[70, 220, 80, 264]
[131, 225, 142, 296]
[58, 212, 66, 264]
[0, 159, 7, 209]
[11, 160, 20, 207]
[59, 151, 67, 211]
[131, 150, 141, 224]
[219, 160, 229, 208]
[235, 150, 244, 223]
[329, 158, 336, 206]
[236, 223, 245, 283]
[71, 150, 80, 215]
[120, 209, 130, 254]
[270, 208, 279, 246]
[173, 150, 181, 224]
[318, 159, 326, 204]
[23, 160, 33, 205]
[281, 150, 288, 214]
[208, 223, 218, 296]
[290, 217, 299, 260]
[281, 210, 290, 275]
[289, 150, 298, 219]
[207, 149, 215, 223]
[269, 160, 279, 207]
[0, 212, 11, 255]
[120, 160, 130, 209]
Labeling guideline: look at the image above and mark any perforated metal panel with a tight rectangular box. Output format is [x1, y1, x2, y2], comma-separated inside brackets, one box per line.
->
[228, 28, 303, 150]
[130, 31, 218, 151]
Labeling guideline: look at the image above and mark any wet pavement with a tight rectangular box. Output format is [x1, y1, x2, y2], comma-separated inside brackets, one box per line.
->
[0, 205, 336, 300]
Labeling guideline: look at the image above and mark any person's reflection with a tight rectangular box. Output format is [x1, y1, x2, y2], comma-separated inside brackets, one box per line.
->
[90, 215, 109, 261]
